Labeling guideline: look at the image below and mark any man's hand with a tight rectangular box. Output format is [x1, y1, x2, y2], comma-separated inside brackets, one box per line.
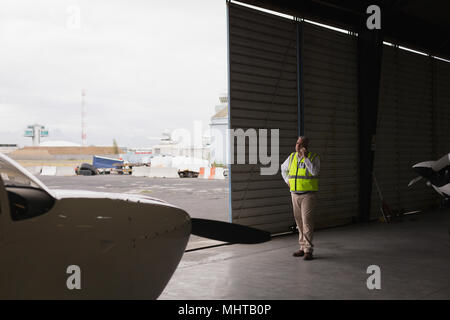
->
[299, 147, 307, 158]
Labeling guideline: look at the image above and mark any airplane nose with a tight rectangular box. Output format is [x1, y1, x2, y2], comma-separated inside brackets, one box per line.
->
[131, 204, 191, 241]
[128, 204, 191, 299]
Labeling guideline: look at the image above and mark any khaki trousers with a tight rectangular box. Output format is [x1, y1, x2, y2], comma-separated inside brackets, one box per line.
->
[291, 192, 317, 253]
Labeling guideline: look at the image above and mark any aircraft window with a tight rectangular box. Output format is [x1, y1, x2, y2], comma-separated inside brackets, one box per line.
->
[6, 186, 55, 221]
[0, 160, 40, 189]
[1, 157, 54, 220]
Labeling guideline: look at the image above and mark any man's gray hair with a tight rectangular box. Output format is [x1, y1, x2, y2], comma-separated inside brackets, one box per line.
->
[298, 136, 309, 147]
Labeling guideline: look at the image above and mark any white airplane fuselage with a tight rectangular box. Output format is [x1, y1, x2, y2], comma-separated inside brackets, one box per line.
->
[0, 154, 191, 299]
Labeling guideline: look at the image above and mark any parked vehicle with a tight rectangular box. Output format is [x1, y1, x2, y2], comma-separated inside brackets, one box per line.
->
[178, 169, 199, 178]
[75, 163, 98, 176]
[93, 156, 124, 174]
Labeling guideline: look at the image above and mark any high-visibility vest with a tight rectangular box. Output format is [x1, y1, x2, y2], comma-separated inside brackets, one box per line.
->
[288, 151, 319, 192]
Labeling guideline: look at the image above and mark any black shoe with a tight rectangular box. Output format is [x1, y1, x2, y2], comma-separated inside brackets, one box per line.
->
[303, 252, 313, 260]
[293, 250, 305, 257]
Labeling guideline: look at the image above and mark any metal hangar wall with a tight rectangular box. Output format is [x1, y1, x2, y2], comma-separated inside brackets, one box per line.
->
[227, 1, 450, 233]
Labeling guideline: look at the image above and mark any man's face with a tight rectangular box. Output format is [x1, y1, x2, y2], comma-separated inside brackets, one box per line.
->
[295, 138, 306, 152]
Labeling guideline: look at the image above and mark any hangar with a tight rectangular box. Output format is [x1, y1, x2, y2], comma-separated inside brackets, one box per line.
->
[1, 0, 449, 300]
[161, 0, 450, 299]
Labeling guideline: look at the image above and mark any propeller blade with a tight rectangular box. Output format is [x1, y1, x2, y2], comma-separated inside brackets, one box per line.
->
[190, 218, 271, 244]
[408, 176, 422, 187]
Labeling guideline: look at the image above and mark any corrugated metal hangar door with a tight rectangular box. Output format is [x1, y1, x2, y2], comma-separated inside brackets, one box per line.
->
[434, 59, 450, 158]
[371, 46, 447, 219]
[228, 3, 298, 233]
[301, 23, 359, 228]
[371, 46, 401, 218]
[228, 3, 360, 233]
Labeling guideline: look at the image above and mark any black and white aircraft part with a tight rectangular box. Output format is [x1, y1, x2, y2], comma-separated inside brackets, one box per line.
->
[409, 153, 450, 198]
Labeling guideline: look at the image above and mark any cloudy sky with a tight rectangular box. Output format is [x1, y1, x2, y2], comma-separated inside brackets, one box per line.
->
[0, 0, 228, 148]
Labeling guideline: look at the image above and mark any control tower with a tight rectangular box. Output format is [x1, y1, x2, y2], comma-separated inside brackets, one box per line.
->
[24, 124, 48, 146]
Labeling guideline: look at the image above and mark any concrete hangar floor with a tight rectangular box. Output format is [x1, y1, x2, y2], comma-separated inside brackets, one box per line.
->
[161, 209, 450, 300]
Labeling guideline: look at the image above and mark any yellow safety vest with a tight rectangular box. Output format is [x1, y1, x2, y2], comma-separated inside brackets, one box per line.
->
[288, 151, 319, 192]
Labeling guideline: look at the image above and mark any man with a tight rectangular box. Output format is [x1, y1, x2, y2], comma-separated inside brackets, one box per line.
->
[281, 136, 320, 261]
